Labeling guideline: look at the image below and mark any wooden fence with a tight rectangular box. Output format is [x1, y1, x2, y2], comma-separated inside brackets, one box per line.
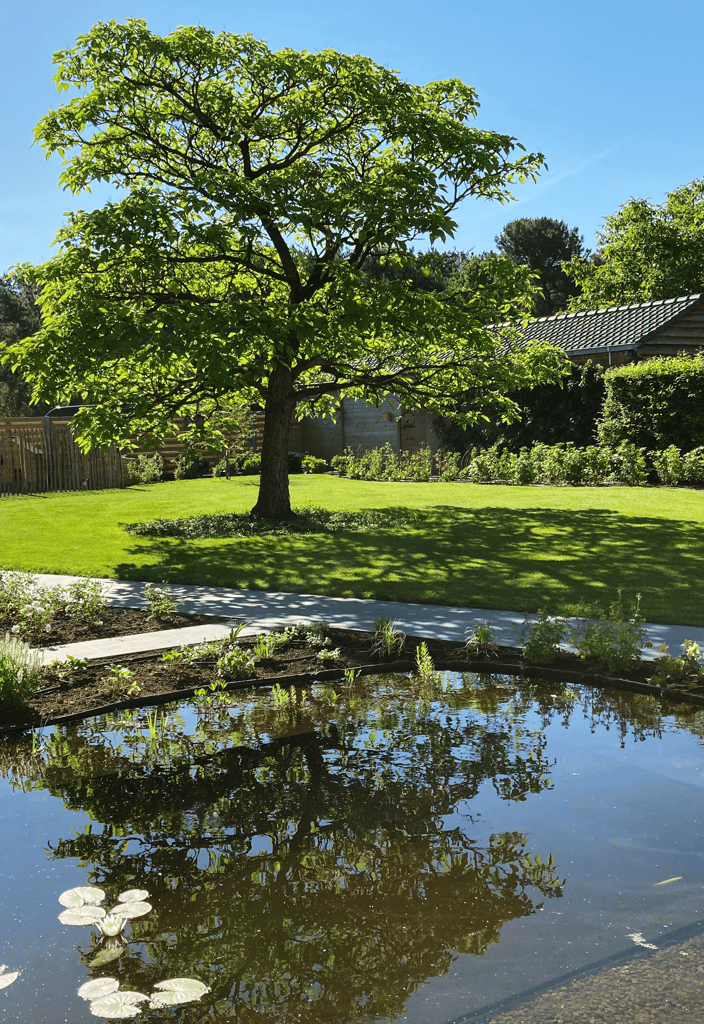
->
[0, 418, 124, 496]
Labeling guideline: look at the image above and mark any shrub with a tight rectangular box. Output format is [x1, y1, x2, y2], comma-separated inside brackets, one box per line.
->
[569, 592, 647, 673]
[239, 453, 261, 475]
[173, 453, 206, 480]
[63, 578, 107, 626]
[598, 354, 704, 452]
[610, 441, 648, 486]
[681, 446, 704, 484]
[0, 633, 42, 706]
[126, 453, 163, 485]
[301, 455, 328, 474]
[517, 612, 568, 664]
[651, 445, 682, 485]
[287, 451, 306, 474]
[436, 449, 461, 482]
[144, 584, 178, 620]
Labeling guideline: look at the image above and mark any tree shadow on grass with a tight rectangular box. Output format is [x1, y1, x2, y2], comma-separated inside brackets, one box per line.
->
[113, 505, 704, 627]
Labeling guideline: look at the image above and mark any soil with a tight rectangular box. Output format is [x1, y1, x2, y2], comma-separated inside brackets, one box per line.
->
[2, 610, 704, 734]
[1, 606, 228, 647]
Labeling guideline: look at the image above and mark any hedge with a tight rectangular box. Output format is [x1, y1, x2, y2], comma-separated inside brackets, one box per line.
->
[598, 354, 704, 451]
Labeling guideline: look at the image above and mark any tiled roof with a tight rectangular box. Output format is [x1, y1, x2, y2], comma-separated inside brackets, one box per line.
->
[518, 293, 704, 354]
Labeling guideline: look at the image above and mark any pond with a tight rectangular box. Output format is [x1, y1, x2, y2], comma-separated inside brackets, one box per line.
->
[1, 672, 703, 1023]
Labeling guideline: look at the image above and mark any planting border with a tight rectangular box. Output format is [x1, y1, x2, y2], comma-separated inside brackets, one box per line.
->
[2, 646, 703, 736]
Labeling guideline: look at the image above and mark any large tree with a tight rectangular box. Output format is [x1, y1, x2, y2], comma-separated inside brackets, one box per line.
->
[9, 20, 566, 517]
[565, 179, 704, 310]
[495, 216, 588, 316]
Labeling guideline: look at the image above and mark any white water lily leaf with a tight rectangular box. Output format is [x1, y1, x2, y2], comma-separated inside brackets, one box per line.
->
[90, 944, 126, 969]
[117, 889, 149, 903]
[89, 991, 148, 1018]
[59, 905, 107, 926]
[0, 967, 20, 990]
[150, 978, 210, 1007]
[109, 901, 151, 919]
[78, 978, 120, 1001]
[59, 886, 105, 908]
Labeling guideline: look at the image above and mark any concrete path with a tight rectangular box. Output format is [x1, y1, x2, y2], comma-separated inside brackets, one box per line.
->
[31, 573, 704, 666]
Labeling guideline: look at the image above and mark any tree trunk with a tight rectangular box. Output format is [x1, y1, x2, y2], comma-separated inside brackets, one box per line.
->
[250, 365, 296, 519]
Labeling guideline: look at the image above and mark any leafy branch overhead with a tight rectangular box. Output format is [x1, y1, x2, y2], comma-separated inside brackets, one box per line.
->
[10, 19, 566, 517]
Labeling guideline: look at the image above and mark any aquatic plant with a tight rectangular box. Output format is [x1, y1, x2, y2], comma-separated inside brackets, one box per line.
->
[372, 617, 405, 658]
[569, 592, 647, 672]
[517, 612, 568, 664]
[465, 620, 499, 656]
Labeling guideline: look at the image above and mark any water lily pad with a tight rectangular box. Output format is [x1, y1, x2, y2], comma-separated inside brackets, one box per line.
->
[89, 944, 126, 969]
[109, 901, 151, 919]
[58, 886, 105, 909]
[149, 978, 210, 1007]
[0, 967, 20, 991]
[59, 906, 107, 926]
[78, 978, 120, 1001]
[117, 889, 149, 903]
[89, 991, 148, 1018]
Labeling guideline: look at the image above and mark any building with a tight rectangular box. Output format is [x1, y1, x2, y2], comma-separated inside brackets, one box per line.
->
[516, 293, 704, 367]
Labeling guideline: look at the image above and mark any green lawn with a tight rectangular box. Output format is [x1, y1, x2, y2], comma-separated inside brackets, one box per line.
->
[2, 476, 703, 626]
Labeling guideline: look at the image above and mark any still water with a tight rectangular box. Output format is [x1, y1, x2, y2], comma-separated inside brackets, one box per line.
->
[0, 673, 703, 1022]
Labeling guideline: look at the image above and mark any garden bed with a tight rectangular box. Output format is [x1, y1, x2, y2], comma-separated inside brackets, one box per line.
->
[1, 606, 229, 647]
[2, 624, 704, 734]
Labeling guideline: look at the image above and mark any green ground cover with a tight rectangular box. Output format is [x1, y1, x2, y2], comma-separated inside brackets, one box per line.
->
[1, 476, 703, 626]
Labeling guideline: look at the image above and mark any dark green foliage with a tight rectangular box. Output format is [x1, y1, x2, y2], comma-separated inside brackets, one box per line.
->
[0, 274, 47, 415]
[173, 453, 208, 480]
[435, 363, 605, 453]
[495, 217, 588, 316]
[597, 355, 704, 451]
[124, 506, 419, 538]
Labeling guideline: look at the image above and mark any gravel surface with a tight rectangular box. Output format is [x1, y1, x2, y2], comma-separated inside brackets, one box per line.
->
[482, 932, 704, 1024]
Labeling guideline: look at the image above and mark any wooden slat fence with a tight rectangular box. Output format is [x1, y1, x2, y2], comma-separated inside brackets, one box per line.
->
[0, 418, 124, 496]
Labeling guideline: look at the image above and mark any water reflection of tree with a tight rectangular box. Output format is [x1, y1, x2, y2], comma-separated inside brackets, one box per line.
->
[3, 682, 570, 1023]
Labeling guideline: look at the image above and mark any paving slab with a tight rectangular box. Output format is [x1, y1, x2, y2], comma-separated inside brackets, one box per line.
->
[30, 573, 704, 666]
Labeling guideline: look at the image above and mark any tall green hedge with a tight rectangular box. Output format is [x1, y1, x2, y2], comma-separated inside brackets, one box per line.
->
[598, 354, 704, 450]
[435, 363, 605, 453]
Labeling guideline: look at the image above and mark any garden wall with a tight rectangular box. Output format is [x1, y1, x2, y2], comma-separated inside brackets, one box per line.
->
[0, 418, 124, 496]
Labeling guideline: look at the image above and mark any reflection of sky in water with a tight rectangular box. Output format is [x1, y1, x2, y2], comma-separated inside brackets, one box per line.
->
[1, 677, 703, 1024]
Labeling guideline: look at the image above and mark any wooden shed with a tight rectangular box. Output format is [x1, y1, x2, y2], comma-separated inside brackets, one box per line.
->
[516, 292, 704, 366]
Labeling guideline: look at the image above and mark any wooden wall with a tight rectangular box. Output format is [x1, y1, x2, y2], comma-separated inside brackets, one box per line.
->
[0, 418, 123, 496]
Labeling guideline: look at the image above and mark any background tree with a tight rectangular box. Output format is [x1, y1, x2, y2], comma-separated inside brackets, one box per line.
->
[0, 274, 47, 415]
[565, 179, 704, 310]
[495, 216, 588, 317]
[9, 20, 566, 517]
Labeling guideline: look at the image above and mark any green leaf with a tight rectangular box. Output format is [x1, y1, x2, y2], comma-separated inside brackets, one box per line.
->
[59, 905, 107, 926]
[149, 978, 210, 1007]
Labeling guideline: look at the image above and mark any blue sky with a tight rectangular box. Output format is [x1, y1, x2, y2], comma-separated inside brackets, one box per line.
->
[1, 0, 703, 272]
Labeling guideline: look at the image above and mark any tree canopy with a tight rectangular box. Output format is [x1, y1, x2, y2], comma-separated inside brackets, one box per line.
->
[494, 217, 588, 317]
[9, 20, 566, 516]
[565, 179, 704, 310]
[0, 274, 45, 415]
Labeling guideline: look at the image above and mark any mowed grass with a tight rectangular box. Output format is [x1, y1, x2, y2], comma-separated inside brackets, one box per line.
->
[2, 475, 703, 626]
